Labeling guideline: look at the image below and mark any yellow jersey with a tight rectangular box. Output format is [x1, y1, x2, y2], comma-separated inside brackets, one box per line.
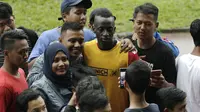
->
[84, 40, 129, 112]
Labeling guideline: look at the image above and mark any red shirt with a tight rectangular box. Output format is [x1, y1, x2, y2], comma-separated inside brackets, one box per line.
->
[128, 51, 139, 65]
[0, 68, 28, 112]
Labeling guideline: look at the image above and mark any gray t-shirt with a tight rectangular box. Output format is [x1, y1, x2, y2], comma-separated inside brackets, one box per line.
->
[124, 103, 160, 112]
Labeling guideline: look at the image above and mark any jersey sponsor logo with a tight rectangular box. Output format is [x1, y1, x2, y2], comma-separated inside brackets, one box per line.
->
[95, 68, 108, 76]
[91, 67, 119, 76]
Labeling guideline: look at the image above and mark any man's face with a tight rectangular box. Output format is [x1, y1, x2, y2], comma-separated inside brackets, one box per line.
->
[170, 99, 187, 112]
[27, 96, 47, 112]
[94, 103, 112, 112]
[133, 12, 158, 41]
[0, 16, 15, 35]
[60, 30, 84, 57]
[93, 16, 116, 45]
[6, 39, 29, 67]
[62, 7, 87, 28]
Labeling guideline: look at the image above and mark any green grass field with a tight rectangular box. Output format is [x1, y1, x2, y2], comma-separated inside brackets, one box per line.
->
[2, 0, 200, 34]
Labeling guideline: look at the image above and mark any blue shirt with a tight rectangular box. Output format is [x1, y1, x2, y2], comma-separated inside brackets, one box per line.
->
[28, 27, 95, 62]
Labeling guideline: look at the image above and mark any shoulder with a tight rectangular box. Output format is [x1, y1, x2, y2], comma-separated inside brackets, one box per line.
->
[18, 26, 38, 36]
[128, 51, 140, 64]
[30, 76, 47, 88]
[83, 28, 94, 35]
[177, 54, 200, 67]
[84, 39, 97, 46]
[149, 103, 159, 108]
[155, 40, 174, 56]
[124, 108, 132, 112]
[30, 54, 44, 70]
[32, 54, 44, 67]
[83, 28, 96, 41]
[176, 54, 189, 63]
[0, 70, 14, 94]
[43, 27, 60, 34]
[0, 85, 13, 97]
[39, 27, 60, 39]
[0, 69, 11, 86]
[155, 40, 172, 52]
[18, 68, 26, 77]
[148, 103, 160, 111]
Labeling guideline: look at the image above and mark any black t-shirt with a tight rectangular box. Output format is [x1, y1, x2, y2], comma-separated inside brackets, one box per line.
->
[131, 39, 177, 110]
[124, 103, 160, 112]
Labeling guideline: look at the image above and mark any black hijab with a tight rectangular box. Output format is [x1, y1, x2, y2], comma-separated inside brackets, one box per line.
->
[43, 43, 72, 88]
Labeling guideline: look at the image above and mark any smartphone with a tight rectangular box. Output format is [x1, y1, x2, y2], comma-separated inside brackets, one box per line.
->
[151, 69, 162, 77]
[120, 68, 126, 88]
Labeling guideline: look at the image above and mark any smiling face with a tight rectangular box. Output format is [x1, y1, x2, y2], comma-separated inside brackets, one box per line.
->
[60, 29, 84, 57]
[133, 12, 158, 41]
[52, 51, 69, 76]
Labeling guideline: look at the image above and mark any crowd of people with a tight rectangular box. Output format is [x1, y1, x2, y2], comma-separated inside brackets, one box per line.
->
[0, 0, 199, 112]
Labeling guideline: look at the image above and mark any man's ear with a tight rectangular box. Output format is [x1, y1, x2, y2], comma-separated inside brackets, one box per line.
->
[113, 26, 116, 33]
[3, 50, 9, 56]
[59, 37, 62, 43]
[124, 80, 129, 91]
[91, 24, 95, 32]
[164, 108, 168, 112]
[149, 78, 152, 86]
[62, 13, 68, 22]
[88, 23, 92, 29]
[156, 22, 159, 29]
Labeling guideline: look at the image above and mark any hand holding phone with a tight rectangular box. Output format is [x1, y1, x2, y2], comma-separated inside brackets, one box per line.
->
[151, 69, 162, 77]
[119, 68, 126, 88]
[150, 69, 166, 88]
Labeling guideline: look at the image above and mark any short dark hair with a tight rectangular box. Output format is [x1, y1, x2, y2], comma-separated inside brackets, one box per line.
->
[89, 8, 116, 25]
[78, 90, 109, 112]
[156, 87, 186, 110]
[133, 3, 159, 21]
[0, 30, 28, 50]
[61, 22, 83, 33]
[0, 2, 13, 19]
[16, 89, 43, 112]
[125, 60, 151, 95]
[190, 19, 200, 46]
[76, 76, 105, 101]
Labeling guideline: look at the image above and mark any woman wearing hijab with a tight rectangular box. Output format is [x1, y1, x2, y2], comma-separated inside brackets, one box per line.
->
[30, 43, 73, 112]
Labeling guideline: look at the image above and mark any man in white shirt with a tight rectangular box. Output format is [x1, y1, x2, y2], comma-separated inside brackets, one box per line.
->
[176, 19, 200, 112]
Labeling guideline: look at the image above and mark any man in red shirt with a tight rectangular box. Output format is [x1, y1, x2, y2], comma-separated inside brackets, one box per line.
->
[0, 30, 29, 112]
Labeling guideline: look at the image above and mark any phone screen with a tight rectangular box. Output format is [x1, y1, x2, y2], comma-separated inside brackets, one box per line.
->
[120, 68, 126, 88]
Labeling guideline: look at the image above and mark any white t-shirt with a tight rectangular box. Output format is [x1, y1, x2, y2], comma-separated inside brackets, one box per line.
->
[176, 54, 200, 112]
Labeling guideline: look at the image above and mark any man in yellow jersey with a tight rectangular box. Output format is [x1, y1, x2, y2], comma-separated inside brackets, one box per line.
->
[83, 8, 139, 112]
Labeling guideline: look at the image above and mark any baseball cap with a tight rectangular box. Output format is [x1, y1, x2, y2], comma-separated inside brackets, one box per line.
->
[58, 0, 92, 20]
